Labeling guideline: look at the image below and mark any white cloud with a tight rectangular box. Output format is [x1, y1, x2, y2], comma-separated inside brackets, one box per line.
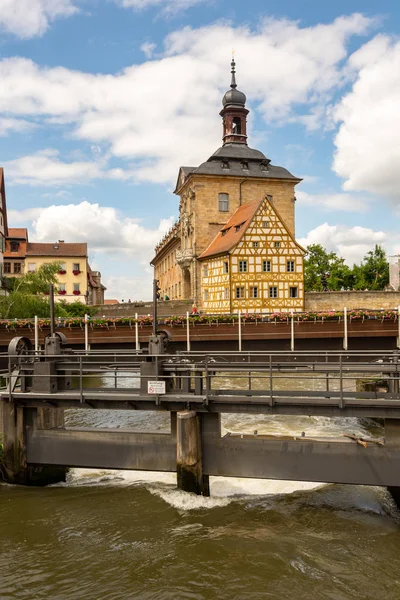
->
[298, 222, 387, 264]
[4, 149, 135, 186]
[333, 36, 400, 201]
[140, 42, 157, 59]
[7, 207, 44, 225]
[0, 15, 375, 184]
[116, 0, 205, 16]
[29, 200, 174, 259]
[0, 117, 36, 136]
[296, 190, 369, 212]
[102, 276, 153, 302]
[0, 0, 78, 39]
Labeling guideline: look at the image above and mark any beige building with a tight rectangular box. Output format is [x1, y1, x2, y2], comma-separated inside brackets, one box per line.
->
[151, 59, 304, 312]
[4, 229, 105, 304]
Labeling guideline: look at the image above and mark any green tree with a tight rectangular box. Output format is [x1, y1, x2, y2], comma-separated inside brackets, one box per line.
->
[0, 262, 68, 319]
[59, 300, 97, 317]
[354, 244, 389, 290]
[304, 244, 354, 291]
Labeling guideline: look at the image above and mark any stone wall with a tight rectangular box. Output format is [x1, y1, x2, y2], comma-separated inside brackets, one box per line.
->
[94, 299, 193, 317]
[96, 291, 400, 317]
[305, 291, 400, 311]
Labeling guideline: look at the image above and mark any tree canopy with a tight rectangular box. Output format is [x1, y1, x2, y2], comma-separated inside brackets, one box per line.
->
[304, 244, 390, 292]
[0, 263, 95, 319]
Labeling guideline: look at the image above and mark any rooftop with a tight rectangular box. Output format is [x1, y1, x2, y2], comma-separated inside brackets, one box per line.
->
[26, 242, 87, 257]
[199, 197, 262, 259]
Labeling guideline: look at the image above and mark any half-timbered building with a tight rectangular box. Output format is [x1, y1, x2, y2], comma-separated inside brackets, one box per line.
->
[151, 59, 305, 312]
[199, 196, 305, 312]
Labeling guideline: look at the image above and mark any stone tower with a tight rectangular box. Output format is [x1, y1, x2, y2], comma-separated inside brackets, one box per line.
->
[152, 59, 302, 307]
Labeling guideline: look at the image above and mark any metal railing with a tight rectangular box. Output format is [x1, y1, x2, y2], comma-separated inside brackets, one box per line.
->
[4, 349, 400, 414]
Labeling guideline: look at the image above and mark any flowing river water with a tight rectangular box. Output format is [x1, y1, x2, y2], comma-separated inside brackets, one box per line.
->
[1, 370, 400, 599]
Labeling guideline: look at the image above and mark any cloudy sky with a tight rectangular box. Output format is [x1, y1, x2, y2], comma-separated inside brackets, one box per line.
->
[1, 0, 400, 300]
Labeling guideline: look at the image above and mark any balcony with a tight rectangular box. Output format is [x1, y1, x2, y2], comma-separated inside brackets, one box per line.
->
[176, 248, 194, 269]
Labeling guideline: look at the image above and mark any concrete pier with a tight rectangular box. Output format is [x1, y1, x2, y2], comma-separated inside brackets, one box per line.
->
[176, 411, 209, 496]
[0, 402, 66, 485]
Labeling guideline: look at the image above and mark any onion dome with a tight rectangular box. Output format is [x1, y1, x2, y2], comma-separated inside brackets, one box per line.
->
[222, 58, 246, 107]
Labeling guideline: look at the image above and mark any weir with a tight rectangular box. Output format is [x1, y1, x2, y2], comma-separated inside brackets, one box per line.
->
[3, 329, 400, 502]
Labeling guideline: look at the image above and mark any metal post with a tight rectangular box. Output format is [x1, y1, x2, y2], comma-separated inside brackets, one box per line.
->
[238, 310, 242, 352]
[290, 310, 294, 352]
[135, 312, 139, 352]
[343, 306, 348, 351]
[186, 311, 191, 352]
[152, 279, 158, 337]
[49, 284, 55, 336]
[84, 313, 89, 353]
[397, 306, 400, 349]
[34, 315, 39, 353]
[339, 353, 344, 409]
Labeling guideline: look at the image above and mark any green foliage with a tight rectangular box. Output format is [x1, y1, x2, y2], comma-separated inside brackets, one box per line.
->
[304, 244, 389, 292]
[0, 262, 68, 319]
[356, 245, 389, 290]
[59, 300, 97, 318]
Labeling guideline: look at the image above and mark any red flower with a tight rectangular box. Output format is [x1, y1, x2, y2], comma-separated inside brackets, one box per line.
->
[73, 290, 80, 295]
[72, 269, 80, 275]
[58, 269, 66, 275]
[59, 290, 67, 295]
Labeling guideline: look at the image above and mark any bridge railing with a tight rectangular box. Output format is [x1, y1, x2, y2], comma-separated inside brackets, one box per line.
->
[5, 349, 400, 414]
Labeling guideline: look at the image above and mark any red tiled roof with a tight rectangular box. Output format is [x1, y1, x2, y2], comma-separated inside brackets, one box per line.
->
[199, 198, 262, 259]
[104, 299, 119, 305]
[26, 242, 87, 257]
[8, 228, 28, 240]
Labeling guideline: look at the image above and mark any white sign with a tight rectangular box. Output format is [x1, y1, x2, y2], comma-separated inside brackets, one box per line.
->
[147, 380, 166, 395]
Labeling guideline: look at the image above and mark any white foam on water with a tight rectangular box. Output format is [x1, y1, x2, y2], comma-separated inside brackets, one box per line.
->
[59, 408, 383, 511]
[63, 467, 326, 510]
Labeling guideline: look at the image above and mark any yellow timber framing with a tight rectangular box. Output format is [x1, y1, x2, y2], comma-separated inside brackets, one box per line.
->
[199, 196, 305, 313]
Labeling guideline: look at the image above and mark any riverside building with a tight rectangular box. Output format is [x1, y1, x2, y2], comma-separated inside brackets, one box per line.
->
[4, 229, 105, 305]
[152, 59, 305, 312]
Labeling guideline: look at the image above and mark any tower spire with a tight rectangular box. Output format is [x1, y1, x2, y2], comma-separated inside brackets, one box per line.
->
[220, 55, 249, 145]
[230, 55, 237, 89]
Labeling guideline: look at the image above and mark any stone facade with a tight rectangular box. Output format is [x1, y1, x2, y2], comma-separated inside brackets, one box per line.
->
[305, 291, 400, 311]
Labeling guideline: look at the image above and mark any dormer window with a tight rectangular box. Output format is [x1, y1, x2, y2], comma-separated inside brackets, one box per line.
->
[235, 222, 244, 232]
[10, 241, 19, 252]
[241, 161, 249, 171]
[221, 159, 229, 170]
[260, 161, 269, 172]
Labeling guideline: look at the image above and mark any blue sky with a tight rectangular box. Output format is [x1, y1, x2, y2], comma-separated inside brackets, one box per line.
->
[1, 0, 400, 300]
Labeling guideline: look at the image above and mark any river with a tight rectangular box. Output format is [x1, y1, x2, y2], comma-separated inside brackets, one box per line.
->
[1, 371, 400, 599]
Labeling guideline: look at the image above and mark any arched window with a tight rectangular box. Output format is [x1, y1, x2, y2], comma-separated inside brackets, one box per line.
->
[218, 193, 229, 212]
[232, 117, 242, 134]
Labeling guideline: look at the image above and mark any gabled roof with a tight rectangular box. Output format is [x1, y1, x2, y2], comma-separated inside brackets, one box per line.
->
[26, 242, 87, 257]
[199, 198, 262, 259]
[8, 228, 28, 240]
[199, 196, 306, 260]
